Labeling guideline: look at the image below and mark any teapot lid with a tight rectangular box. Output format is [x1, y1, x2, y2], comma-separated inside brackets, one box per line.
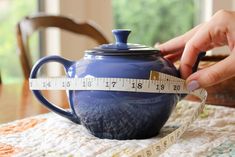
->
[86, 29, 160, 56]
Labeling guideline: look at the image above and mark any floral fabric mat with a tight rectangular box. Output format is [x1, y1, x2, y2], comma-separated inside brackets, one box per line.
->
[0, 100, 235, 157]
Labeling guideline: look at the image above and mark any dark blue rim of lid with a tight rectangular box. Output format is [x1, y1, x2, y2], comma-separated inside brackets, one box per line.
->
[86, 29, 160, 56]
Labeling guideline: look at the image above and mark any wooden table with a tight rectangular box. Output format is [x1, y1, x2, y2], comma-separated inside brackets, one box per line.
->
[0, 76, 234, 124]
[0, 81, 68, 124]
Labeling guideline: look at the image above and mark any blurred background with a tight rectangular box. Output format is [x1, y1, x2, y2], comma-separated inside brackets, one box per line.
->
[0, 0, 234, 84]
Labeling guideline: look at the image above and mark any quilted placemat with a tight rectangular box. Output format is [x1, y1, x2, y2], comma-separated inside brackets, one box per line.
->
[0, 101, 235, 157]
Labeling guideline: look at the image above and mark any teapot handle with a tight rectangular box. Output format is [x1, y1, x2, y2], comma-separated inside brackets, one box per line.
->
[192, 52, 206, 73]
[176, 52, 206, 77]
[30, 55, 80, 124]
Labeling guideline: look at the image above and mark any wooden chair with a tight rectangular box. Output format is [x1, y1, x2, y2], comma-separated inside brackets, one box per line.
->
[16, 14, 109, 79]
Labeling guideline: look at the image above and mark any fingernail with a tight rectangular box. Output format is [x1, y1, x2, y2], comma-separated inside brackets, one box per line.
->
[187, 80, 200, 92]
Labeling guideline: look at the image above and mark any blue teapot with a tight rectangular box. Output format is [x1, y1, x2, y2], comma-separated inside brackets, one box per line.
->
[30, 30, 204, 140]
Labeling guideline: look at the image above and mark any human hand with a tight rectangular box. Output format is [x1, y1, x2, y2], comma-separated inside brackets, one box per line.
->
[156, 10, 235, 91]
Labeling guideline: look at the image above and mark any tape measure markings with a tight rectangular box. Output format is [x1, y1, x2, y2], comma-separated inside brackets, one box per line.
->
[29, 78, 189, 95]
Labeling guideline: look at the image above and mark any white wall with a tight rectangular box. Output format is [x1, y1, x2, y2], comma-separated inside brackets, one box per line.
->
[59, 0, 113, 60]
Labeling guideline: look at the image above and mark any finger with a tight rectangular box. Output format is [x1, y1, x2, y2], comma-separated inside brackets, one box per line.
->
[164, 51, 182, 63]
[156, 24, 203, 55]
[180, 23, 215, 79]
[186, 53, 235, 91]
[226, 29, 235, 51]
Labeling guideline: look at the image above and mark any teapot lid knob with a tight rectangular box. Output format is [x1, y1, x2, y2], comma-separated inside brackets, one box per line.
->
[112, 29, 131, 49]
[87, 29, 159, 55]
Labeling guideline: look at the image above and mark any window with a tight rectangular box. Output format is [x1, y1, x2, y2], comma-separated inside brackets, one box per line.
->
[0, 0, 38, 83]
[112, 0, 197, 46]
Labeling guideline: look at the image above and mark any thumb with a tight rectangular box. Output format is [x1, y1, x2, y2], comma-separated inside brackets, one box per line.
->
[186, 53, 235, 91]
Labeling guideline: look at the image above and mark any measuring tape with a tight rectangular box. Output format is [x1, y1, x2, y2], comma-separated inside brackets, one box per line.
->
[29, 71, 207, 157]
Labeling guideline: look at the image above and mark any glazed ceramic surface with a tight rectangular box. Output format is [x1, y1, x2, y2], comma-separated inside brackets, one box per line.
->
[30, 30, 202, 140]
